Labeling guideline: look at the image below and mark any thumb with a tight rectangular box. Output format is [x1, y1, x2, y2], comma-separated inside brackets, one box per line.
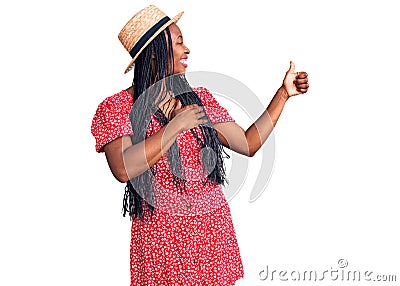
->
[288, 61, 296, 73]
[174, 98, 182, 110]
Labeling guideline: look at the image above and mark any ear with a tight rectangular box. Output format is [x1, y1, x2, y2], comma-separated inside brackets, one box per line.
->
[151, 52, 156, 59]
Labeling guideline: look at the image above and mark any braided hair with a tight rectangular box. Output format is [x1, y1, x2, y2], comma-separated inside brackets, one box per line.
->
[122, 27, 229, 220]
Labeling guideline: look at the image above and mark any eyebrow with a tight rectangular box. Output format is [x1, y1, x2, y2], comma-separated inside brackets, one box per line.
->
[176, 35, 183, 40]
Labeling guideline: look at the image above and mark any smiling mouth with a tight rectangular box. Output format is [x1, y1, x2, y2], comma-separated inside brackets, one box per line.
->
[179, 58, 188, 67]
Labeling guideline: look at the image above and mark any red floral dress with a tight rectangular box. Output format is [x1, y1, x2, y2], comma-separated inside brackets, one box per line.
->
[91, 87, 244, 285]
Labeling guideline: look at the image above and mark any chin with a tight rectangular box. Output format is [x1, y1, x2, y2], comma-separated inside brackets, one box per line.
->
[173, 70, 186, 75]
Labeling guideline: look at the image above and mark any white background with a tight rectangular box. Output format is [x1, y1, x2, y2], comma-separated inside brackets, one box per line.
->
[1, 0, 399, 285]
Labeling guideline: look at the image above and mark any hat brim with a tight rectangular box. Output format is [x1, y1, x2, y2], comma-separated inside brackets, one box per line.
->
[124, 11, 184, 74]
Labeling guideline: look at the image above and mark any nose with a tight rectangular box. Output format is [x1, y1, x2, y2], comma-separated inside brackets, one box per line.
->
[184, 44, 190, 54]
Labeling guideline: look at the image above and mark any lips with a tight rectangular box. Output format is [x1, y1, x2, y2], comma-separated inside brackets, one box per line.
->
[179, 58, 188, 68]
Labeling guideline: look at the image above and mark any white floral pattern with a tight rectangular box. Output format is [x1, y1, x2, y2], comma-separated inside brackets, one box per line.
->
[91, 87, 244, 285]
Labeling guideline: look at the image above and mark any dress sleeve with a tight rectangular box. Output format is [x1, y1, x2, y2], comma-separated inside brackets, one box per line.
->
[194, 87, 235, 124]
[91, 92, 133, 153]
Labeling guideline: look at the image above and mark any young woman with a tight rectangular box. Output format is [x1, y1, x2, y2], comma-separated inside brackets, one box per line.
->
[91, 5, 309, 285]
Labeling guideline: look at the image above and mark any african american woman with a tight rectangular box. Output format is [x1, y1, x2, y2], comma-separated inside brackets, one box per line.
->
[91, 4, 309, 286]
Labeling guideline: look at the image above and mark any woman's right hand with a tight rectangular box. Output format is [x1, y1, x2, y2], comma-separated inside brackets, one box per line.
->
[171, 100, 208, 132]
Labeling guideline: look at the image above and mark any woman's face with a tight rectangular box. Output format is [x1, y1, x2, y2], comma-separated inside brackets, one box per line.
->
[169, 23, 190, 74]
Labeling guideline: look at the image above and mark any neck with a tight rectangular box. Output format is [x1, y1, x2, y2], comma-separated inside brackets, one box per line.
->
[126, 86, 134, 97]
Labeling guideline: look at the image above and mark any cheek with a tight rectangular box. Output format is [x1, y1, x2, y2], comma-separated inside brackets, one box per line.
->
[173, 45, 184, 57]
[173, 49, 180, 60]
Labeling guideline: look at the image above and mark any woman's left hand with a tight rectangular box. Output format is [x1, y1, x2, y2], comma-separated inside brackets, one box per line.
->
[282, 61, 309, 99]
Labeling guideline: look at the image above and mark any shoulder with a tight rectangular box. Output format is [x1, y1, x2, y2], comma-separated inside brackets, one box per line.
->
[91, 89, 134, 153]
[92, 89, 133, 125]
[95, 89, 133, 112]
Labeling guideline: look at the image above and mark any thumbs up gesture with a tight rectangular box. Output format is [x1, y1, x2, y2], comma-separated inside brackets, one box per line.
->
[282, 61, 309, 98]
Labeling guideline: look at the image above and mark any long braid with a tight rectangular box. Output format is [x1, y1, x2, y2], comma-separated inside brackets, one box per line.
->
[122, 27, 229, 221]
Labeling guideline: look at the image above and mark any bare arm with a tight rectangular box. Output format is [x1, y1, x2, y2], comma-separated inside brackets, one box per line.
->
[214, 61, 309, 157]
[104, 102, 207, 183]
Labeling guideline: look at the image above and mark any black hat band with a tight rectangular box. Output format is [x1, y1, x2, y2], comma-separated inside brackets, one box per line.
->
[129, 16, 171, 59]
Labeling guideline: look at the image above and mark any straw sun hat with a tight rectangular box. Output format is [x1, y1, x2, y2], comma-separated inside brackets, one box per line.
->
[118, 5, 184, 74]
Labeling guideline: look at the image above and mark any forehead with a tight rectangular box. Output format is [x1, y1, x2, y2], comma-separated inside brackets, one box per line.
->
[168, 23, 182, 37]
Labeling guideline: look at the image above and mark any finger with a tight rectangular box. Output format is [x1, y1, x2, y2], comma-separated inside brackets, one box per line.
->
[295, 78, 308, 84]
[192, 107, 204, 116]
[295, 83, 309, 89]
[199, 119, 209, 125]
[197, 106, 205, 113]
[296, 88, 308, 93]
[295, 72, 308, 79]
[181, 103, 197, 111]
[197, 114, 209, 123]
[191, 105, 204, 113]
